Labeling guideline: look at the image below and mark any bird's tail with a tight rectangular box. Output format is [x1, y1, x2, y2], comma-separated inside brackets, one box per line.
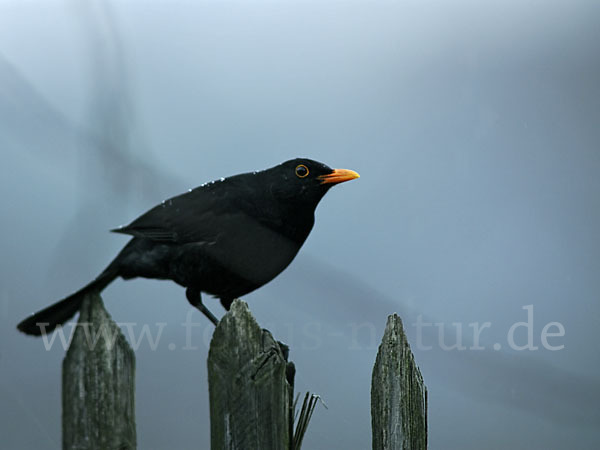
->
[17, 269, 118, 336]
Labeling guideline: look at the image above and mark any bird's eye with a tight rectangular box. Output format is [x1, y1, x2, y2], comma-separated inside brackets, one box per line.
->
[295, 164, 309, 178]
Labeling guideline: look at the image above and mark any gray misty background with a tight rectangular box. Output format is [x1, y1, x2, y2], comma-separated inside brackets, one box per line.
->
[1, 0, 599, 449]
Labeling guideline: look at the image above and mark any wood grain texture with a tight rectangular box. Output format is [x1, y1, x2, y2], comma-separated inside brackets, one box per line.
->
[371, 314, 427, 450]
[62, 293, 136, 450]
[208, 299, 293, 450]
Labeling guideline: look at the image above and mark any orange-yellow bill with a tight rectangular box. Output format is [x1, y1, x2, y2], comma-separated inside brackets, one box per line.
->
[318, 168, 360, 185]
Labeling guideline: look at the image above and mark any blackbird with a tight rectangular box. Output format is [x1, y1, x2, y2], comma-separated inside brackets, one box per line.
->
[17, 158, 359, 336]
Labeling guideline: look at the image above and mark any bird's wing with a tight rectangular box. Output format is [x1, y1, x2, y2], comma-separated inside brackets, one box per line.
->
[111, 184, 240, 244]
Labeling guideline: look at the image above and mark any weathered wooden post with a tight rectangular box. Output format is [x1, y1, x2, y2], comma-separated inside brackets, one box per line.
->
[207, 299, 294, 450]
[62, 292, 136, 450]
[371, 313, 427, 450]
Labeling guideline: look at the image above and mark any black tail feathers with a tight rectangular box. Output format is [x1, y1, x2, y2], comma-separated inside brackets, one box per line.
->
[17, 270, 117, 336]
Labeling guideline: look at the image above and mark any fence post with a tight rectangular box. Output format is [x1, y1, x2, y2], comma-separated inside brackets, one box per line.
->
[207, 299, 294, 450]
[371, 313, 427, 450]
[62, 292, 136, 450]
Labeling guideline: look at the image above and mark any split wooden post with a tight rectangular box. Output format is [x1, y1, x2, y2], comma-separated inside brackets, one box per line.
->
[207, 299, 294, 450]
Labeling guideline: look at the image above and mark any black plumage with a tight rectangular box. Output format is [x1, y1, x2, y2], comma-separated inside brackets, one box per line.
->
[17, 158, 359, 335]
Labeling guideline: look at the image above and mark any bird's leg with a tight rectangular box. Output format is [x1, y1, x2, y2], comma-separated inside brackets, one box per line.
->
[186, 287, 219, 326]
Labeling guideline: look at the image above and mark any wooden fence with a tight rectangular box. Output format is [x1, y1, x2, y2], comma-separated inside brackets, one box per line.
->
[62, 293, 136, 450]
[62, 294, 427, 449]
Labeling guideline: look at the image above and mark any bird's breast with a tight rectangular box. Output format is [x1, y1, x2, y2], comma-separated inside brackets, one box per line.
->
[200, 213, 305, 287]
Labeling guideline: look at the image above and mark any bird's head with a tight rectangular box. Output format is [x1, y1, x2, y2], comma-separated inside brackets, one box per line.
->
[266, 158, 360, 207]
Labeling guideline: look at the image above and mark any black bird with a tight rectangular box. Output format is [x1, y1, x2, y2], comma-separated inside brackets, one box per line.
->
[17, 158, 359, 336]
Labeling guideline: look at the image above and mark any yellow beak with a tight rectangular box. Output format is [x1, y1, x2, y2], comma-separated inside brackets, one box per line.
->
[318, 168, 360, 185]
